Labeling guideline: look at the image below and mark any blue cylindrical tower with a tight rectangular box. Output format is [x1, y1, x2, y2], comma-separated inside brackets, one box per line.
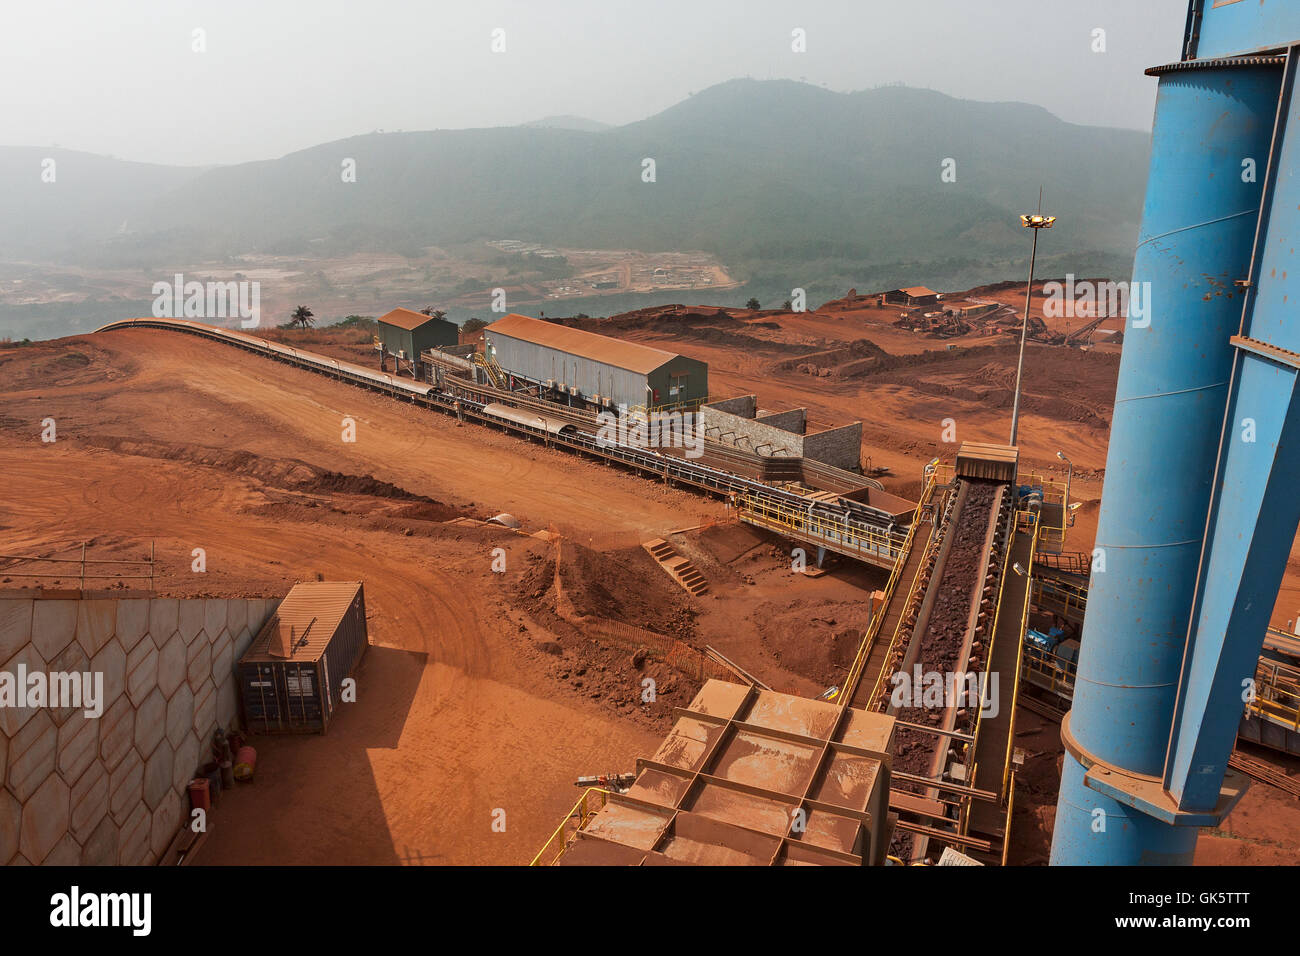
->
[1050, 59, 1282, 865]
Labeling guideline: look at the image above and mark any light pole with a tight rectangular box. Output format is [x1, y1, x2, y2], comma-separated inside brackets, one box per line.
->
[1057, 449, 1073, 529]
[1009, 203, 1056, 445]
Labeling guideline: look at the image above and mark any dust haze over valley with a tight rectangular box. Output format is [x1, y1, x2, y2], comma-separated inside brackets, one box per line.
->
[0, 1, 1184, 341]
[1, 79, 1153, 342]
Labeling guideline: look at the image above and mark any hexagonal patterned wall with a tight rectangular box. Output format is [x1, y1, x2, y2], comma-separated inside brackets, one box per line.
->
[0, 593, 279, 865]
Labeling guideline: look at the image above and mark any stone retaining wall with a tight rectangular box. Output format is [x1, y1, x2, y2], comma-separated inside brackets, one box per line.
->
[0, 591, 279, 865]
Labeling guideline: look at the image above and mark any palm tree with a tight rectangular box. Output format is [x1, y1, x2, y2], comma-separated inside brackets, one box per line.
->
[420, 307, 448, 320]
[289, 305, 315, 329]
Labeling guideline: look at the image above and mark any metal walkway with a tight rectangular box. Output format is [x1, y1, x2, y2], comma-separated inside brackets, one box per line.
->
[966, 527, 1035, 850]
[734, 493, 909, 571]
[834, 477, 940, 711]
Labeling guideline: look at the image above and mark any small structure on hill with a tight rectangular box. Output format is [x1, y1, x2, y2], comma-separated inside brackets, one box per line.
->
[376, 308, 459, 378]
[882, 287, 940, 308]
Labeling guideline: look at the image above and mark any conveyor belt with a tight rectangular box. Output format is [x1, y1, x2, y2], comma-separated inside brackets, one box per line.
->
[845, 519, 935, 709]
[883, 479, 1007, 862]
[94, 318, 905, 543]
[966, 527, 1034, 841]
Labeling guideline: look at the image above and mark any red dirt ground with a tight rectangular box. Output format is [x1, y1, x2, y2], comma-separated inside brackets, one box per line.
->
[0, 328, 895, 864]
[4, 286, 1300, 865]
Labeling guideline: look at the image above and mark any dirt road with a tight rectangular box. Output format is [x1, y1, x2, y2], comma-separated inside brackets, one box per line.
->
[0, 331, 717, 863]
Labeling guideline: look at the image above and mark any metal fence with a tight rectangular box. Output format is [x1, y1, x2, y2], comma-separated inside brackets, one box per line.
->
[0, 542, 156, 589]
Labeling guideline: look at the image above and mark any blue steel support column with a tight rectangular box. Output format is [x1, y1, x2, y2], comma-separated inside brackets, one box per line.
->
[1050, 60, 1281, 866]
[1166, 55, 1300, 810]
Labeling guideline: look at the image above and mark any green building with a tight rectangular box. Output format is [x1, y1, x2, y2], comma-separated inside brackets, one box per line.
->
[376, 307, 459, 376]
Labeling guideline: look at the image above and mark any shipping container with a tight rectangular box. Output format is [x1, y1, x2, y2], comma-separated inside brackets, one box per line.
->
[237, 581, 368, 734]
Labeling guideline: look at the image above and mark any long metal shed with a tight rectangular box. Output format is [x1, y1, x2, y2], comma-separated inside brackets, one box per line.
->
[237, 581, 368, 734]
[484, 313, 707, 411]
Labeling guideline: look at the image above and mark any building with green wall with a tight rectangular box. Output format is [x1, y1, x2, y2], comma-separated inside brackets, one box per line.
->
[376, 307, 459, 376]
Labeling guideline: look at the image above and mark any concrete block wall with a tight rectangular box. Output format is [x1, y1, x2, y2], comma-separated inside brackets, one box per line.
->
[755, 408, 807, 434]
[801, 422, 863, 472]
[0, 592, 279, 865]
[701, 396, 798, 457]
[701, 395, 861, 471]
[704, 395, 756, 418]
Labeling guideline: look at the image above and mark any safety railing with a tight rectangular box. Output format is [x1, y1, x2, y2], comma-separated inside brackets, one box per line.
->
[529, 787, 611, 866]
[0, 542, 157, 589]
[1015, 471, 1069, 550]
[840, 474, 937, 702]
[1035, 524, 1066, 553]
[932, 461, 1068, 547]
[998, 521, 1038, 799]
[1031, 576, 1089, 622]
[1021, 644, 1078, 698]
[864, 480, 946, 711]
[1034, 550, 1091, 575]
[1001, 772, 1016, 867]
[735, 493, 909, 566]
[1016, 471, 1068, 504]
[1248, 657, 1300, 731]
[625, 395, 713, 418]
[959, 509, 1036, 812]
[472, 351, 509, 390]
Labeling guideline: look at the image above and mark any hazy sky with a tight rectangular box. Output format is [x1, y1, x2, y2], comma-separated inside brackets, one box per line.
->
[0, 0, 1188, 167]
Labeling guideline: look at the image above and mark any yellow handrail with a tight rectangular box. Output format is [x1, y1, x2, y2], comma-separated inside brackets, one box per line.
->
[1001, 771, 1016, 867]
[736, 494, 910, 563]
[840, 475, 937, 701]
[864, 481, 948, 711]
[961, 514, 1037, 807]
[626, 395, 713, 417]
[1248, 658, 1300, 731]
[932, 462, 1069, 548]
[1032, 576, 1089, 621]
[999, 523, 1038, 798]
[529, 788, 611, 866]
[473, 351, 508, 390]
[1022, 647, 1077, 697]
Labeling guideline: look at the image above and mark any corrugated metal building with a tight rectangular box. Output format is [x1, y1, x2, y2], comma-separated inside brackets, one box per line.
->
[484, 313, 707, 411]
[376, 308, 458, 373]
[237, 581, 368, 734]
[882, 287, 940, 307]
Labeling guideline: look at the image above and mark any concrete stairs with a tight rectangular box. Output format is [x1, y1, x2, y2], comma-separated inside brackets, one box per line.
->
[642, 538, 709, 597]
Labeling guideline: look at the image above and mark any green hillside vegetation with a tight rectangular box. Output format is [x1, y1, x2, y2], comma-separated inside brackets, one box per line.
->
[0, 80, 1148, 297]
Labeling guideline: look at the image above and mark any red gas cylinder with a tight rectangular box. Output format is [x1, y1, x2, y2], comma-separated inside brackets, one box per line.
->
[234, 746, 257, 782]
[188, 778, 211, 813]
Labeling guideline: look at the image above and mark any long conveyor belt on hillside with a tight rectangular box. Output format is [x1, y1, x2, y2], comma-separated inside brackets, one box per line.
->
[95, 318, 909, 549]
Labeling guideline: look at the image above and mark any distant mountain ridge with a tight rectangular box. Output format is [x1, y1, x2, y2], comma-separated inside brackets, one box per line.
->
[0, 79, 1148, 295]
[520, 115, 612, 132]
